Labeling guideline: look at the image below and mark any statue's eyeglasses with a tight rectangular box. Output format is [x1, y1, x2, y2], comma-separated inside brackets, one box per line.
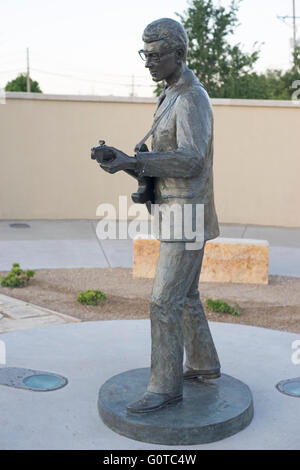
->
[138, 48, 176, 63]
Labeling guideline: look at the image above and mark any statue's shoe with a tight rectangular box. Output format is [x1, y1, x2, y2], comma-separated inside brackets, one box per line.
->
[183, 366, 221, 380]
[126, 391, 183, 413]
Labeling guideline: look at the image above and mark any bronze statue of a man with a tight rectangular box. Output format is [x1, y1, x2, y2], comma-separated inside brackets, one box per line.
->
[93, 18, 220, 413]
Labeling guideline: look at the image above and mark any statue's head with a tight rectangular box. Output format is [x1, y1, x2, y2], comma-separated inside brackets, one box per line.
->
[139, 18, 189, 84]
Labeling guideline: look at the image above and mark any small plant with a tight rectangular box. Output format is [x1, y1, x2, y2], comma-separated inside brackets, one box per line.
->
[206, 298, 240, 316]
[0, 263, 35, 288]
[77, 289, 107, 306]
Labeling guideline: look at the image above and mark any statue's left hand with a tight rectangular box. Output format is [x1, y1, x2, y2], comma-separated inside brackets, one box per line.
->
[99, 147, 136, 174]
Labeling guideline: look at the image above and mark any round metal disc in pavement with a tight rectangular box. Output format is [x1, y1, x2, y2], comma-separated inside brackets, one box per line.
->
[0, 367, 67, 392]
[276, 378, 300, 397]
[9, 223, 31, 228]
[23, 373, 67, 391]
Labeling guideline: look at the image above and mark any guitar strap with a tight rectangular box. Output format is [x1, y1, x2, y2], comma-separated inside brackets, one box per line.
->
[135, 92, 180, 152]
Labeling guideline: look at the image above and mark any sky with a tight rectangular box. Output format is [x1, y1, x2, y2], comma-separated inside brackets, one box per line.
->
[0, 0, 299, 97]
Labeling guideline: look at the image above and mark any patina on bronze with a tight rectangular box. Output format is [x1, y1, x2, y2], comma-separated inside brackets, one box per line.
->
[92, 18, 221, 413]
[91, 141, 154, 207]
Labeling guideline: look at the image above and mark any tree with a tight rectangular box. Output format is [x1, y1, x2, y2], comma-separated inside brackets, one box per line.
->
[155, 0, 261, 98]
[154, 1, 300, 100]
[5, 73, 42, 93]
[179, 0, 260, 97]
[260, 46, 300, 100]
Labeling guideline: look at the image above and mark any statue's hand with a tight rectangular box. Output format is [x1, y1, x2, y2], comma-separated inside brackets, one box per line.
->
[134, 143, 149, 153]
[99, 146, 136, 174]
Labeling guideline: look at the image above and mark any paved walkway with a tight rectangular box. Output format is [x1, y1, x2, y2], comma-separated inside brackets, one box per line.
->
[0, 293, 80, 333]
[0, 220, 300, 276]
[0, 320, 299, 450]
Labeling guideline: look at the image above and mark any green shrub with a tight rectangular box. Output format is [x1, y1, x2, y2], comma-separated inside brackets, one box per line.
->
[1, 263, 35, 288]
[77, 289, 107, 306]
[206, 298, 240, 316]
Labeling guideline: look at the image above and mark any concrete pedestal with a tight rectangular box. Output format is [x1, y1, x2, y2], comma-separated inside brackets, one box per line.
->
[98, 368, 254, 445]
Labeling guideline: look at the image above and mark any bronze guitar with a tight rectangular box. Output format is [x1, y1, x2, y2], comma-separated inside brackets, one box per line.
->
[91, 140, 154, 207]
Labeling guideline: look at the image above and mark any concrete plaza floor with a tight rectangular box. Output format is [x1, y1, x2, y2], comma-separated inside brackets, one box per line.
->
[0, 320, 299, 450]
[0, 219, 300, 450]
[0, 219, 300, 276]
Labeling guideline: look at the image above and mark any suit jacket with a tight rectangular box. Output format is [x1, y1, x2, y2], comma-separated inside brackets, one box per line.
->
[136, 64, 219, 242]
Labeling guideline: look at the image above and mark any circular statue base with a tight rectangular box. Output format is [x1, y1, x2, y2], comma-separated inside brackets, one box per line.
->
[98, 368, 254, 445]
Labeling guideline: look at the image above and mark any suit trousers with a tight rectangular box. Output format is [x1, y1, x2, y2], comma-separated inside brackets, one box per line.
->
[147, 241, 220, 396]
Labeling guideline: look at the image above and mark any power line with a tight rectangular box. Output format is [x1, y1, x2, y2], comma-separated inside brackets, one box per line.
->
[0, 48, 154, 94]
[13, 50, 150, 80]
[31, 67, 155, 88]
[0, 69, 23, 74]
[0, 50, 151, 83]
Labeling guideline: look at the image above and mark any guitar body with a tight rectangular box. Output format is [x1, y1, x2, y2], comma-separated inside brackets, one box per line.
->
[126, 143, 155, 207]
[130, 175, 154, 204]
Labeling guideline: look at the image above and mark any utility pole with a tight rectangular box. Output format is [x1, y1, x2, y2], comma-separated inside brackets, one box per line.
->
[26, 47, 30, 93]
[277, 0, 300, 64]
[293, 0, 297, 51]
[278, 0, 300, 49]
[130, 75, 135, 97]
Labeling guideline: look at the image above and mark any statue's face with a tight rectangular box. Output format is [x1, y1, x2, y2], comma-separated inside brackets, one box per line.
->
[142, 40, 179, 83]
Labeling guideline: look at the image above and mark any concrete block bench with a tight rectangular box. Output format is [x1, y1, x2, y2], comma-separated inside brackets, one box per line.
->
[133, 237, 269, 284]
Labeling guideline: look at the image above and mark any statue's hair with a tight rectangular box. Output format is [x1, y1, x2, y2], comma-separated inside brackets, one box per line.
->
[142, 18, 188, 60]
